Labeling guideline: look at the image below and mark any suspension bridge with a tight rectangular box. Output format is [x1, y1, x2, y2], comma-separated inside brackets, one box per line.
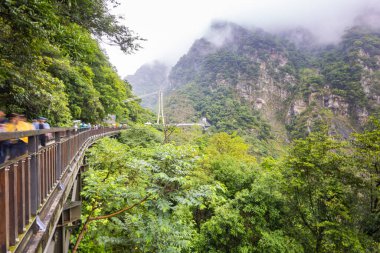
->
[124, 90, 211, 128]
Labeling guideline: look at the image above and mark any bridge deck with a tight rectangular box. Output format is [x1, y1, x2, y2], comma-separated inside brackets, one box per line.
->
[0, 127, 122, 253]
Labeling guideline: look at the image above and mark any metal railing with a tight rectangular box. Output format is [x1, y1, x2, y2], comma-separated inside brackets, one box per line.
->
[0, 127, 121, 252]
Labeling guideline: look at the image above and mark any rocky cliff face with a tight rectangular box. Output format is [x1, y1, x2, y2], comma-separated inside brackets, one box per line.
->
[129, 21, 380, 144]
[166, 21, 380, 140]
[168, 23, 300, 134]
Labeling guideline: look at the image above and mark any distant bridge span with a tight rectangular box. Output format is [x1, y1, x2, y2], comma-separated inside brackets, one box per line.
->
[169, 118, 211, 128]
[0, 127, 122, 253]
[169, 123, 206, 127]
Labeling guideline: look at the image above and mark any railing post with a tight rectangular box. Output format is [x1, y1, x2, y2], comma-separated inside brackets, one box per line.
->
[0, 166, 9, 252]
[66, 130, 71, 170]
[28, 135, 39, 216]
[17, 159, 26, 234]
[8, 163, 18, 246]
[25, 157, 31, 224]
[55, 131, 62, 181]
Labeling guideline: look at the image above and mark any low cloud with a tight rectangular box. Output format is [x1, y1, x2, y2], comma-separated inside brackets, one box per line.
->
[105, 0, 380, 77]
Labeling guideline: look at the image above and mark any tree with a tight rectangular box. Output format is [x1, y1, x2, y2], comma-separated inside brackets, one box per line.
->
[75, 136, 221, 252]
[118, 124, 163, 148]
[352, 117, 380, 242]
[284, 131, 366, 252]
[202, 132, 257, 195]
[0, 0, 145, 124]
[54, 0, 143, 53]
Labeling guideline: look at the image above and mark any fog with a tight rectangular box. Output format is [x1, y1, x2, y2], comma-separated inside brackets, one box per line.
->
[104, 0, 380, 77]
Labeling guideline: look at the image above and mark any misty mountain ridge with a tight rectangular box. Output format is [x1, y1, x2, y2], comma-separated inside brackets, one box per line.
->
[126, 61, 170, 109]
[127, 20, 380, 152]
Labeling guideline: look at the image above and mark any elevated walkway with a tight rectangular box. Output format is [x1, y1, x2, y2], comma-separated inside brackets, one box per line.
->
[0, 127, 122, 253]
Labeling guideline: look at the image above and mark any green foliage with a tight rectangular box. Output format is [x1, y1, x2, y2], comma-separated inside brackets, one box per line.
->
[284, 131, 371, 252]
[351, 117, 380, 243]
[77, 135, 222, 252]
[204, 132, 251, 159]
[202, 133, 257, 195]
[198, 50, 260, 85]
[286, 108, 336, 140]
[0, 57, 73, 125]
[167, 83, 272, 141]
[167, 126, 204, 146]
[76, 124, 380, 252]
[322, 60, 366, 107]
[54, 0, 143, 53]
[319, 27, 380, 109]
[72, 22, 380, 252]
[0, 0, 145, 124]
[118, 125, 164, 148]
[196, 203, 251, 252]
[297, 68, 325, 97]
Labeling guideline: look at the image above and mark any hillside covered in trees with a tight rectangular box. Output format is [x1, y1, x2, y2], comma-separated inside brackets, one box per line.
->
[0, 0, 149, 125]
[76, 121, 380, 252]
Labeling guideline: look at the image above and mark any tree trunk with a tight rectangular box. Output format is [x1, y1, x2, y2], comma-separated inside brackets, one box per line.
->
[71, 195, 150, 252]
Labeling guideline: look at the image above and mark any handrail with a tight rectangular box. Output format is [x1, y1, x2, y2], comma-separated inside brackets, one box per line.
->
[0, 127, 112, 141]
[0, 127, 123, 252]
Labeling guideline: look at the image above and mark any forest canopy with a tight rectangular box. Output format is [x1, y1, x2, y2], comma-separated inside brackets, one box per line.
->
[75, 120, 380, 252]
[0, 0, 146, 125]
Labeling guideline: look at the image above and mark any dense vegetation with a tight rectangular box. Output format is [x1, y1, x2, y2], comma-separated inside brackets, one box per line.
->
[165, 83, 275, 156]
[3, 3, 380, 251]
[0, 0, 148, 125]
[74, 119, 380, 252]
[167, 84, 270, 136]
[319, 27, 379, 108]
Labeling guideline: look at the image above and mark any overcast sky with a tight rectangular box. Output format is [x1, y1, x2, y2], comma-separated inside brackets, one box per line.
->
[103, 0, 380, 77]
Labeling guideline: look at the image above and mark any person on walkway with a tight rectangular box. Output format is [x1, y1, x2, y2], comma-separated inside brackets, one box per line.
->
[35, 117, 50, 146]
[5, 113, 30, 159]
[0, 110, 7, 125]
[42, 118, 51, 140]
[0, 110, 8, 164]
[32, 119, 39, 129]
[19, 114, 35, 132]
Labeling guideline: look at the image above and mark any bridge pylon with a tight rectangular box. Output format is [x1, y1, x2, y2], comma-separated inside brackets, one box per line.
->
[156, 90, 165, 125]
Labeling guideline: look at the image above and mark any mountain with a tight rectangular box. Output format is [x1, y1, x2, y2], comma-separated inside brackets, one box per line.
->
[128, 21, 380, 154]
[169, 23, 380, 134]
[126, 61, 170, 110]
